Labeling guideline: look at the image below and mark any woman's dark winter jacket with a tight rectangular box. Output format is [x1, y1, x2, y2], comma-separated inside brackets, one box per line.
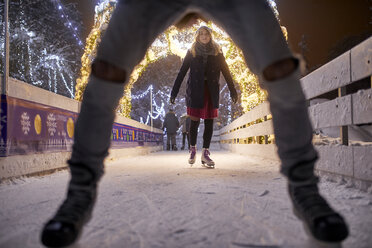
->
[171, 50, 237, 109]
[162, 111, 179, 134]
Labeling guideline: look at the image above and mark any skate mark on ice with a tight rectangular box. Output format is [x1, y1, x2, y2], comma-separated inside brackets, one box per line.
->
[192, 191, 216, 194]
[173, 228, 188, 234]
[112, 191, 125, 196]
[231, 242, 280, 248]
[258, 190, 269, 197]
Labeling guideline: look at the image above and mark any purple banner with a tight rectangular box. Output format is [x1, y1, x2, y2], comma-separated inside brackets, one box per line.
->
[111, 123, 163, 148]
[0, 95, 8, 156]
[1, 95, 77, 156]
[0, 95, 162, 157]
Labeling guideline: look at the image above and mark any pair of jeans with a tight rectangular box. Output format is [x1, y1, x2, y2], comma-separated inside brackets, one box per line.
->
[166, 133, 177, 147]
[72, 0, 318, 184]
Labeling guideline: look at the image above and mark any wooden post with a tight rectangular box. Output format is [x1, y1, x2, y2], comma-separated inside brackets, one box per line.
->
[264, 116, 268, 144]
[338, 86, 348, 146]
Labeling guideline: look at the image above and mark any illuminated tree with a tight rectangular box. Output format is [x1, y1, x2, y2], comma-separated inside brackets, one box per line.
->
[76, 0, 285, 119]
[0, 0, 82, 98]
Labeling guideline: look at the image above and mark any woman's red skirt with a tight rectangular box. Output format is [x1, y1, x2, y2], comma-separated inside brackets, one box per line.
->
[187, 83, 218, 119]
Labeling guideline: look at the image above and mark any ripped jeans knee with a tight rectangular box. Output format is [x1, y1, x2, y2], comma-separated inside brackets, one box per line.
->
[263, 57, 299, 82]
[91, 59, 127, 83]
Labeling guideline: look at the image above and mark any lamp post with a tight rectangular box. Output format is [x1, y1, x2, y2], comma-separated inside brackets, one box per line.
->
[2, 0, 10, 95]
[150, 85, 153, 131]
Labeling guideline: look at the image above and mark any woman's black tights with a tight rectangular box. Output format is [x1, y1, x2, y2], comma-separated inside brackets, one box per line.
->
[203, 119, 214, 148]
[189, 119, 214, 148]
[190, 120, 199, 146]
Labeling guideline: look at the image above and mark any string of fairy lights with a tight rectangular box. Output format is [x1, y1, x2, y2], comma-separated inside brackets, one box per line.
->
[53, 0, 84, 47]
[7, 1, 80, 98]
[131, 85, 166, 125]
[75, 0, 285, 121]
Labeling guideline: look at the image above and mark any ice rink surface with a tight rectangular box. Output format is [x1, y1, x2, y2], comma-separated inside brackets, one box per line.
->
[1, 150, 371, 248]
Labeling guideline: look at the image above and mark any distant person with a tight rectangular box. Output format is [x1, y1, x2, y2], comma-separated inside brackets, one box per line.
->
[171, 26, 238, 168]
[41, 1, 348, 247]
[180, 115, 191, 150]
[163, 108, 180, 151]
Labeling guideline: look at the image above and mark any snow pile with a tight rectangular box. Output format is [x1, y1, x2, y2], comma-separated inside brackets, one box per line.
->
[313, 133, 372, 147]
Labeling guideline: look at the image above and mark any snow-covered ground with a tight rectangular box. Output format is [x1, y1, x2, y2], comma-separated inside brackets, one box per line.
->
[0, 150, 371, 248]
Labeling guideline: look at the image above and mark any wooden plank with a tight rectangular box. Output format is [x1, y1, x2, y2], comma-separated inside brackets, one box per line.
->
[351, 36, 372, 82]
[220, 120, 273, 140]
[220, 102, 269, 133]
[352, 88, 372, 125]
[219, 101, 270, 134]
[338, 86, 348, 146]
[353, 146, 372, 182]
[220, 143, 279, 161]
[301, 51, 351, 100]
[211, 135, 220, 142]
[264, 116, 268, 144]
[315, 145, 353, 177]
[308, 95, 352, 129]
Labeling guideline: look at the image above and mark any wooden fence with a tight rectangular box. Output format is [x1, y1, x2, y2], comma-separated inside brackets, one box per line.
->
[219, 37, 372, 188]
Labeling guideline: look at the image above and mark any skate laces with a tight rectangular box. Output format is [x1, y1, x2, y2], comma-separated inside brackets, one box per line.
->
[290, 184, 335, 221]
[189, 147, 196, 158]
[203, 149, 212, 161]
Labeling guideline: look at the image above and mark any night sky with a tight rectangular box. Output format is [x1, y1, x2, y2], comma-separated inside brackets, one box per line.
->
[64, 0, 97, 39]
[65, 0, 371, 70]
[276, 0, 372, 70]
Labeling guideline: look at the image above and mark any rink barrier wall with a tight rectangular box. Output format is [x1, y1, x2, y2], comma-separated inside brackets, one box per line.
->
[0, 78, 163, 180]
[219, 37, 372, 190]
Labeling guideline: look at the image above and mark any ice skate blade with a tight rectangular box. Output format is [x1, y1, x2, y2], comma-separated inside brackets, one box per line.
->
[292, 208, 343, 247]
[201, 161, 215, 169]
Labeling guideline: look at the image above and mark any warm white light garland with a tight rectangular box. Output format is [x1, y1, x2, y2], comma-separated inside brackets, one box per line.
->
[76, 0, 282, 117]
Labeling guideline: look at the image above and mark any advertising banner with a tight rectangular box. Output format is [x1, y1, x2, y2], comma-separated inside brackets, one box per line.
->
[0, 95, 162, 157]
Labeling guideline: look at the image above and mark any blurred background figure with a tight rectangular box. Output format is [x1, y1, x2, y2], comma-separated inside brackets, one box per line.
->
[180, 114, 191, 150]
[163, 108, 180, 151]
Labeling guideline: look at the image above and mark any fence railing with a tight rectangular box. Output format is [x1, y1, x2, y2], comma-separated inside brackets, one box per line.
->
[219, 37, 372, 188]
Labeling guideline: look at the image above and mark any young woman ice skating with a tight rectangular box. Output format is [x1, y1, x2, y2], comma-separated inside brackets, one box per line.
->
[170, 26, 238, 168]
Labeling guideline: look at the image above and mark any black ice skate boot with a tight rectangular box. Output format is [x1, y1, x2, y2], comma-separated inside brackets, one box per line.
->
[288, 182, 349, 243]
[166, 144, 170, 151]
[172, 144, 178, 151]
[41, 162, 98, 247]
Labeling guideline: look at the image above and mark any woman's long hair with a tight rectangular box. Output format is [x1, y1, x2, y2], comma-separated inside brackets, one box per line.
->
[190, 26, 221, 57]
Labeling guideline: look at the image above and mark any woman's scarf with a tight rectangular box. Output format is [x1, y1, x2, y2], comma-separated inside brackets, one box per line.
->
[194, 40, 216, 65]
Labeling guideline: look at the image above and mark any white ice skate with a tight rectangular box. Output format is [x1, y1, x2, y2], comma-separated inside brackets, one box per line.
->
[188, 146, 196, 165]
[201, 148, 215, 168]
